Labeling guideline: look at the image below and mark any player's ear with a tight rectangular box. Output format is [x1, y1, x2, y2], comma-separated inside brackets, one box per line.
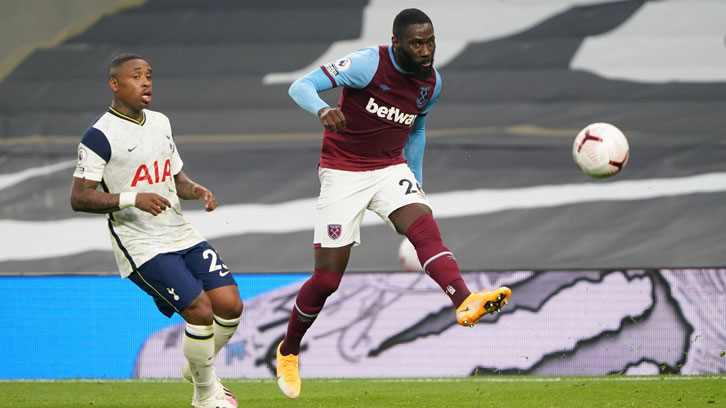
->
[108, 77, 118, 92]
[391, 36, 399, 49]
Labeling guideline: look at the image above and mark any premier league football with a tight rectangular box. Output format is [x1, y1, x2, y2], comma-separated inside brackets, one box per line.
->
[572, 122, 630, 178]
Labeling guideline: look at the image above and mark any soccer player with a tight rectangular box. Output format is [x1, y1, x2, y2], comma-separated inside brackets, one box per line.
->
[276, 8, 511, 399]
[70, 53, 241, 408]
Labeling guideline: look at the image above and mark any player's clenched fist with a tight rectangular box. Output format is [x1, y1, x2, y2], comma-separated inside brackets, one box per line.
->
[318, 107, 346, 132]
[135, 192, 172, 216]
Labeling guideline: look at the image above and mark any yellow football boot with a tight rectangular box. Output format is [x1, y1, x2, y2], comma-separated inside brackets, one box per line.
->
[276, 341, 301, 399]
[456, 287, 511, 327]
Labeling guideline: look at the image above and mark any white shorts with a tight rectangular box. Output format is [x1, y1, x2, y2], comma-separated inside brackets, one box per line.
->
[314, 164, 431, 248]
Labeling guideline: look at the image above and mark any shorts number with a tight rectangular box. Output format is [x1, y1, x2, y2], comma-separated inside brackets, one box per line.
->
[203, 249, 223, 272]
[399, 179, 421, 195]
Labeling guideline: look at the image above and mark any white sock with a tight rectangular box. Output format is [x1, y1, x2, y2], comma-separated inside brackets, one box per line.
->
[213, 314, 241, 357]
[183, 323, 216, 399]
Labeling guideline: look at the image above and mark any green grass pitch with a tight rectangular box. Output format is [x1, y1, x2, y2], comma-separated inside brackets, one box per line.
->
[1, 376, 724, 407]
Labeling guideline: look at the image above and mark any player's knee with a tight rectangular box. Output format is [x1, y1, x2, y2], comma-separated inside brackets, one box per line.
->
[212, 298, 243, 320]
[182, 293, 214, 325]
[224, 297, 243, 319]
[311, 268, 343, 296]
[208, 286, 244, 319]
[391, 203, 432, 235]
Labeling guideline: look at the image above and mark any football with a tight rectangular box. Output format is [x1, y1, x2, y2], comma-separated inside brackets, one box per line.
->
[398, 238, 422, 271]
[572, 122, 630, 178]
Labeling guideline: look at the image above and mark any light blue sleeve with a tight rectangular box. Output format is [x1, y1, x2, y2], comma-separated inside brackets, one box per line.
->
[404, 116, 426, 186]
[288, 46, 379, 116]
[404, 69, 442, 186]
[288, 70, 333, 116]
[325, 46, 379, 89]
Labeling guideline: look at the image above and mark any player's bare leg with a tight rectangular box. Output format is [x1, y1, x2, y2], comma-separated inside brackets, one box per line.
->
[277, 245, 350, 399]
[389, 203, 432, 234]
[390, 203, 511, 326]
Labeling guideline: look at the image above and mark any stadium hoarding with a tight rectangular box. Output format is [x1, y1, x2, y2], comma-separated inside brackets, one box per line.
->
[1, 269, 724, 379]
[138, 269, 724, 378]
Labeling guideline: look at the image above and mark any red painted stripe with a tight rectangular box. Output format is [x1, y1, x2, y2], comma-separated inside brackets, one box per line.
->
[320, 66, 337, 87]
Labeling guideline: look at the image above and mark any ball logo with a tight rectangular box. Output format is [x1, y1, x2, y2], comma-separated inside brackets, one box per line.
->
[575, 130, 602, 153]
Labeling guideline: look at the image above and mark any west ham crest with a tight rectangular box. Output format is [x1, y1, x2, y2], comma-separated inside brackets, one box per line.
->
[416, 86, 431, 108]
[327, 224, 342, 240]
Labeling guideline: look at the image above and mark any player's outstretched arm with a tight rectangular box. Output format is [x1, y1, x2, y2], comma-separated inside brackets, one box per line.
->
[70, 177, 171, 216]
[174, 170, 216, 212]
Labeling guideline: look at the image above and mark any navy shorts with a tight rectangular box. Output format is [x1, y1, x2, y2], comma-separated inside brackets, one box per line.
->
[128, 241, 237, 318]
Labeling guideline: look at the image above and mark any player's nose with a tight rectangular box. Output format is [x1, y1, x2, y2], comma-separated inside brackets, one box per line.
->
[420, 45, 433, 58]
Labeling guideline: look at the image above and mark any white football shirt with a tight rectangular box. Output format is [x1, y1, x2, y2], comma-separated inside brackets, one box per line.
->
[73, 107, 205, 277]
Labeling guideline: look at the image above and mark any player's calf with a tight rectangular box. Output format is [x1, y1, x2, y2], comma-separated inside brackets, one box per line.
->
[405, 213, 470, 306]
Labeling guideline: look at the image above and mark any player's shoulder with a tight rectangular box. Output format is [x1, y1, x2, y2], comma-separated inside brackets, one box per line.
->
[80, 118, 112, 160]
[142, 109, 170, 123]
[89, 109, 130, 136]
[141, 109, 172, 133]
[91, 110, 114, 128]
[350, 45, 379, 56]
[345, 45, 380, 65]
[84, 111, 113, 140]
[81, 122, 107, 143]
[324, 46, 381, 88]
[142, 108, 165, 119]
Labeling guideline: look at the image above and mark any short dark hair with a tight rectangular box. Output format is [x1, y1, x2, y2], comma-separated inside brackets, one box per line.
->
[108, 53, 145, 77]
[392, 8, 432, 39]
